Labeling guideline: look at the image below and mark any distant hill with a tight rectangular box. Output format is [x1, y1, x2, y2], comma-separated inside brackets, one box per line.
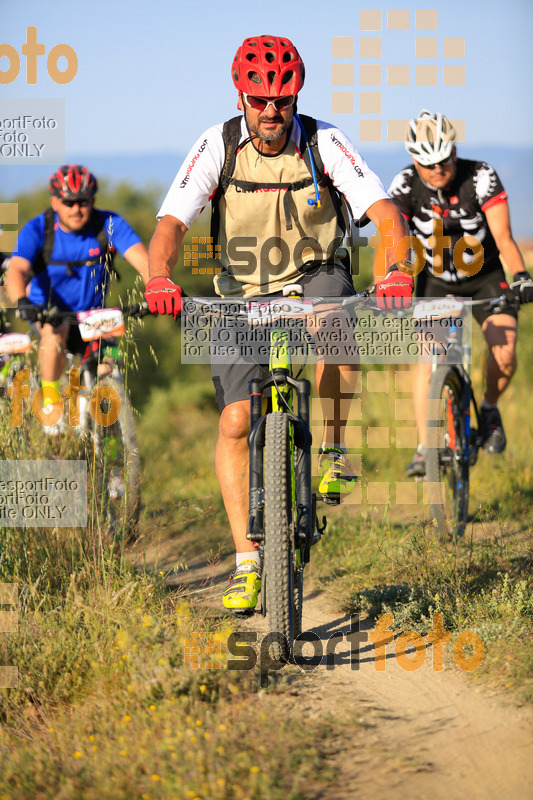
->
[362, 145, 533, 240]
[2, 145, 532, 238]
[0, 152, 183, 209]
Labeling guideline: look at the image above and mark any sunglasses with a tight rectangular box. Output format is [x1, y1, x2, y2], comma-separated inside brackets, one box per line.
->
[61, 199, 91, 208]
[242, 93, 295, 112]
[424, 156, 454, 170]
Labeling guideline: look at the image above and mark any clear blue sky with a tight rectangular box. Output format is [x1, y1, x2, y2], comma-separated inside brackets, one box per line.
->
[3, 0, 533, 158]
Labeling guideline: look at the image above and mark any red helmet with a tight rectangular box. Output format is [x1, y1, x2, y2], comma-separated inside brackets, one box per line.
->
[231, 35, 305, 97]
[49, 164, 98, 201]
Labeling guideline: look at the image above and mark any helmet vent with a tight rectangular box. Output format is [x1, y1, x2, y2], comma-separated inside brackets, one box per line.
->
[232, 35, 305, 95]
[405, 109, 456, 166]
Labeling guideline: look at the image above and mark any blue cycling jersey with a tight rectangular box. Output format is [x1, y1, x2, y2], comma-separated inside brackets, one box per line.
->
[14, 209, 141, 311]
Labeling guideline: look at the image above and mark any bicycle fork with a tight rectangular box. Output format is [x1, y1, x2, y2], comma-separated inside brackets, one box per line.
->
[448, 368, 479, 470]
[247, 372, 314, 553]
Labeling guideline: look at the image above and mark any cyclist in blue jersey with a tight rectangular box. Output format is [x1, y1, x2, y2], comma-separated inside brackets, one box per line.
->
[5, 164, 149, 425]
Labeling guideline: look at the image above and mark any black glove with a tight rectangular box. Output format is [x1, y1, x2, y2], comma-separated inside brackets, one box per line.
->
[17, 297, 39, 323]
[510, 271, 533, 304]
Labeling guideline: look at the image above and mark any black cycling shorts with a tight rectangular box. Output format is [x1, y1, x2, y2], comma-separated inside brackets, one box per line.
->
[211, 263, 355, 412]
[416, 265, 516, 326]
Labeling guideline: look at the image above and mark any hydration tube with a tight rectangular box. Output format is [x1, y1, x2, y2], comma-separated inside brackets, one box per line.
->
[295, 113, 321, 208]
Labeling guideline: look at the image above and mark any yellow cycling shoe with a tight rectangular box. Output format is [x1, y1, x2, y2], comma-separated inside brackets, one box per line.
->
[223, 560, 261, 612]
[318, 447, 358, 505]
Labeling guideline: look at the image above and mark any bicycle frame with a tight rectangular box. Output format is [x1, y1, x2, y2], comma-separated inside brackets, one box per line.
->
[247, 325, 314, 565]
[182, 289, 374, 573]
[2, 303, 146, 540]
[423, 293, 518, 537]
[429, 320, 481, 470]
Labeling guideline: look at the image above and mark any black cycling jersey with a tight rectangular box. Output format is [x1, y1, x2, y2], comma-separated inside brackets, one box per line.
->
[389, 158, 508, 284]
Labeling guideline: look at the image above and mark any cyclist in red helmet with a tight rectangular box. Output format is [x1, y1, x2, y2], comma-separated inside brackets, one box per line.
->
[146, 35, 412, 610]
[230, 35, 305, 141]
[6, 164, 149, 433]
[48, 163, 98, 206]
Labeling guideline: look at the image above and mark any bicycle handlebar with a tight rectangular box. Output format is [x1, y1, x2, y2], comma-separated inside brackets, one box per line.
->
[180, 288, 526, 328]
[183, 290, 376, 319]
[458, 292, 520, 312]
[22, 301, 153, 327]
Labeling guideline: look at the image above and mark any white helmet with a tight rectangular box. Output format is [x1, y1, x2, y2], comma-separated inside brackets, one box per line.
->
[405, 109, 456, 166]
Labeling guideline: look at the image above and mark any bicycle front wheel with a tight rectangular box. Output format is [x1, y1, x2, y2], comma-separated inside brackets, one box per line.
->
[92, 376, 140, 543]
[263, 411, 300, 663]
[425, 366, 469, 539]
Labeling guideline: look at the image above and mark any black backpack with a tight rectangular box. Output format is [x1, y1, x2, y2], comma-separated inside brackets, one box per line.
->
[210, 114, 351, 245]
[32, 207, 118, 278]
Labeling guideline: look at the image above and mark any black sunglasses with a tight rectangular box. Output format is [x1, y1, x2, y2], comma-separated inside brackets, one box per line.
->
[61, 199, 91, 208]
[424, 156, 454, 170]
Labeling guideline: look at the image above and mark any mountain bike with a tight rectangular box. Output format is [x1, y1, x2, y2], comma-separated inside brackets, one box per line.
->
[8, 303, 151, 541]
[183, 285, 370, 663]
[244, 285, 319, 663]
[419, 293, 520, 539]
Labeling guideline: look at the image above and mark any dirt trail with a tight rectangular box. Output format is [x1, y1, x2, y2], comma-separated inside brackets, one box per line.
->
[296, 590, 533, 800]
[131, 540, 533, 799]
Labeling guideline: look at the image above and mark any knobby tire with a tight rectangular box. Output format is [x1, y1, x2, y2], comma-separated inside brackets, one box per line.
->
[425, 366, 469, 539]
[93, 376, 140, 544]
[264, 412, 300, 664]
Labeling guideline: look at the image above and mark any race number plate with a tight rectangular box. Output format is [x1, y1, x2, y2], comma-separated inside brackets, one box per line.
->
[0, 332, 32, 354]
[77, 308, 125, 341]
[412, 297, 465, 320]
[247, 297, 312, 325]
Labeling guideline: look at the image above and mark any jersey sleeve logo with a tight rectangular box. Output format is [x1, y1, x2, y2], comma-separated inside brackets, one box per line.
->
[473, 165, 497, 202]
[330, 133, 364, 176]
[180, 139, 209, 188]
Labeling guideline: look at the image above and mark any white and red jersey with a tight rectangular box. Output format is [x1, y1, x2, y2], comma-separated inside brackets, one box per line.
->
[158, 117, 389, 227]
[158, 116, 389, 296]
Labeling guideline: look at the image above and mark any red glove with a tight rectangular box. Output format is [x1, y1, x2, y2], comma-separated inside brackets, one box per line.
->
[375, 266, 414, 310]
[144, 277, 183, 317]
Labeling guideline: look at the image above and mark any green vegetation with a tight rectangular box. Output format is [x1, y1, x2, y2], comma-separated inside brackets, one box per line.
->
[0, 408, 344, 798]
[0, 187, 356, 796]
[309, 272, 533, 699]
[0, 186, 532, 794]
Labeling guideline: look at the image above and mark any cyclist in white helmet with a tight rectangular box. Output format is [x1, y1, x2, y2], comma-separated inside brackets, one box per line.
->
[389, 109, 533, 477]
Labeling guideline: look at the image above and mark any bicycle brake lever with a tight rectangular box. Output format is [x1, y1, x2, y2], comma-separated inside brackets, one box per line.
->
[490, 291, 518, 314]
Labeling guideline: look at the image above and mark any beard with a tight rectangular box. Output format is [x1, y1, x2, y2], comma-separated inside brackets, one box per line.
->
[249, 113, 293, 142]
